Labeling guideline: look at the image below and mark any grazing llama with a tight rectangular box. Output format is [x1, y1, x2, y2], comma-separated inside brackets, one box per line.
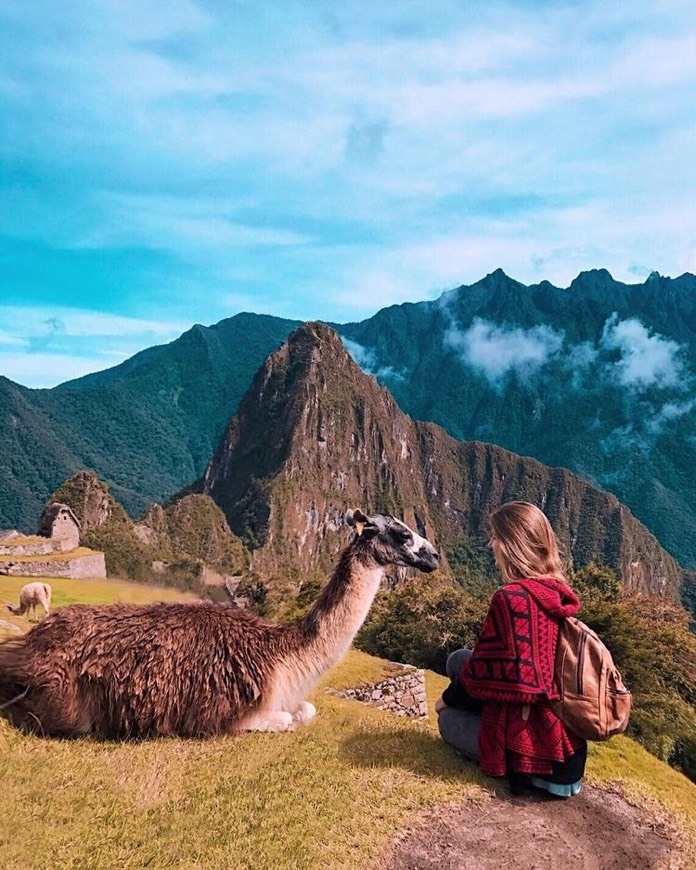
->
[6, 582, 52, 622]
[0, 510, 438, 738]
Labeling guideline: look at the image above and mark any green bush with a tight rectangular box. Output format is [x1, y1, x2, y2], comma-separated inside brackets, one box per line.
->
[577, 582, 696, 781]
[356, 579, 488, 674]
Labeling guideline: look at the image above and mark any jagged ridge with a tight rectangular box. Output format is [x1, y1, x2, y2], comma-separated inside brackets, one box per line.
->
[200, 322, 682, 600]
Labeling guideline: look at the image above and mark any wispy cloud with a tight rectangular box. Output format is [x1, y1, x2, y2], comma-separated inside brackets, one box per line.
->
[647, 399, 696, 435]
[0, 305, 189, 387]
[444, 318, 565, 385]
[601, 313, 687, 391]
[1, 1, 696, 383]
[343, 338, 405, 382]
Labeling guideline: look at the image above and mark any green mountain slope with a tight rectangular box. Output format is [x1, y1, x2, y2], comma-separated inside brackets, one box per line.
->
[0, 314, 299, 531]
[1, 269, 694, 573]
[339, 269, 696, 567]
[199, 322, 682, 601]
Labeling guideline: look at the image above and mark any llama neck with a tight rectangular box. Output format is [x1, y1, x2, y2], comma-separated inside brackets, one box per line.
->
[293, 549, 384, 672]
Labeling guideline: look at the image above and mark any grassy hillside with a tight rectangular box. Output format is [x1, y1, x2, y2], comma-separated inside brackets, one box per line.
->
[1, 579, 694, 869]
[0, 576, 197, 638]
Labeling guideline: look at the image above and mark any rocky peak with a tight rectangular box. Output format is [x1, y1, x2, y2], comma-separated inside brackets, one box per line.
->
[200, 321, 683, 599]
[569, 268, 616, 292]
[201, 322, 430, 582]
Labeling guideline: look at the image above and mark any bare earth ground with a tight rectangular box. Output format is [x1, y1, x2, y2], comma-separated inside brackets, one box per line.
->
[377, 784, 680, 870]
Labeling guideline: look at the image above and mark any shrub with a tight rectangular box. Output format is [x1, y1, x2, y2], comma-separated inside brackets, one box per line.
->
[356, 579, 488, 674]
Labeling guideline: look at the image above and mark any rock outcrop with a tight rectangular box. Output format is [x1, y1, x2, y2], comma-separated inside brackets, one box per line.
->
[50, 471, 247, 587]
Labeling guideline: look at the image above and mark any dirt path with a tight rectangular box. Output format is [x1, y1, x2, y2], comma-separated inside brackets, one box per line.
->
[377, 784, 679, 870]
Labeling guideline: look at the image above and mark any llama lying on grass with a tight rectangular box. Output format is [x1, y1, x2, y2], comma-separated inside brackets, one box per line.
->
[6, 582, 52, 622]
[0, 510, 438, 738]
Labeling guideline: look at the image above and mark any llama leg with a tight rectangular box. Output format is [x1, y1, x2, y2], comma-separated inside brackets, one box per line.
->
[243, 711, 295, 733]
[292, 701, 316, 725]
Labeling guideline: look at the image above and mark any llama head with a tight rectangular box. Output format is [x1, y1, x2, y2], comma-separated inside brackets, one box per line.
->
[345, 509, 439, 573]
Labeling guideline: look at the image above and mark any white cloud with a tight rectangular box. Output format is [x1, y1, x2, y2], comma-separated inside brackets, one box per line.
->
[0, 330, 26, 348]
[564, 340, 600, 389]
[342, 338, 405, 382]
[0, 305, 190, 388]
[601, 313, 686, 391]
[1, 0, 696, 376]
[647, 399, 696, 435]
[0, 352, 127, 389]
[445, 318, 565, 384]
[0, 305, 188, 339]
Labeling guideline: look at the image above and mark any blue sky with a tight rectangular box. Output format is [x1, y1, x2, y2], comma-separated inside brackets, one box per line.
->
[1, 0, 695, 387]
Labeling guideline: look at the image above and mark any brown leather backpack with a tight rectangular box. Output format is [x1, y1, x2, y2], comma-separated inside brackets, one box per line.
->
[552, 616, 632, 741]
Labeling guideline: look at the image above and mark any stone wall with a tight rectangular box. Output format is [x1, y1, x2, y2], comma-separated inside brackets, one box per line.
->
[0, 551, 106, 579]
[0, 539, 54, 556]
[332, 663, 428, 719]
[50, 513, 80, 551]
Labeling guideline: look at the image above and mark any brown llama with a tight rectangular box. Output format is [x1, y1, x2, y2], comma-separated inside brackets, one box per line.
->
[0, 510, 438, 738]
[6, 582, 52, 621]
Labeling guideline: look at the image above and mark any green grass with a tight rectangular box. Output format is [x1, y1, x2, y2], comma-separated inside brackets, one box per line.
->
[1, 579, 694, 869]
[588, 737, 696, 830]
[0, 575, 196, 607]
[0, 575, 197, 639]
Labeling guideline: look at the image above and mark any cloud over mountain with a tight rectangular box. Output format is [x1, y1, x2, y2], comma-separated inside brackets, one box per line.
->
[601, 313, 687, 391]
[444, 318, 564, 384]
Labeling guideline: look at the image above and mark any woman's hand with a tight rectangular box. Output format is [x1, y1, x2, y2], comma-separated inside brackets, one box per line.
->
[435, 696, 448, 714]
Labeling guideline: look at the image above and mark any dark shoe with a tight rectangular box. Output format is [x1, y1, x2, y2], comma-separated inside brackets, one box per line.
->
[508, 773, 531, 796]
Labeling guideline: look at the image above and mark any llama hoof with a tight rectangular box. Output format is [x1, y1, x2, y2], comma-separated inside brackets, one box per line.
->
[292, 701, 316, 725]
[245, 711, 295, 733]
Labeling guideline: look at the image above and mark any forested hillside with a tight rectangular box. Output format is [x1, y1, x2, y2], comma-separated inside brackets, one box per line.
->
[2, 269, 695, 577]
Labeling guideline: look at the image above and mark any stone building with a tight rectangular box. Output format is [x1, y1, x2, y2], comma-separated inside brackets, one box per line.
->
[37, 503, 81, 553]
[0, 502, 105, 579]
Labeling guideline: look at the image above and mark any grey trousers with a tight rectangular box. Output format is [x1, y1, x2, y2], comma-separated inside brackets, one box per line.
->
[437, 648, 481, 763]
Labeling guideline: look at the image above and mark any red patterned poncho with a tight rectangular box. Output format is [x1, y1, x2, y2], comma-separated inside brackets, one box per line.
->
[460, 576, 584, 777]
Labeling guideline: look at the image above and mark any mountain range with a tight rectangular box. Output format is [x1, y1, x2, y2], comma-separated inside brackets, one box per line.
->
[1, 269, 694, 576]
[196, 321, 682, 601]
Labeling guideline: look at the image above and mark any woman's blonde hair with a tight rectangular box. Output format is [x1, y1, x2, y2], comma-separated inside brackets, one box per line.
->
[488, 501, 566, 583]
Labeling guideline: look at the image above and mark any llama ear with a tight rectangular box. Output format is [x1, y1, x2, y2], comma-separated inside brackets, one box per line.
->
[346, 508, 369, 536]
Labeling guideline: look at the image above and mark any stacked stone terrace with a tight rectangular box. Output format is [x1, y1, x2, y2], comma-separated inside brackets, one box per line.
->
[331, 663, 428, 719]
[0, 503, 106, 579]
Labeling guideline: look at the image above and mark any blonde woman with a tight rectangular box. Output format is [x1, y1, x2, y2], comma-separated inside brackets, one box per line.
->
[436, 501, 587, 797]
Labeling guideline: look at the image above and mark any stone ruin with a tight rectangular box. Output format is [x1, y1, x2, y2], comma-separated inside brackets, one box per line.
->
[330, 663, 428, 719]
[0, 502, 106, 579]
[37, 503, 81, 552]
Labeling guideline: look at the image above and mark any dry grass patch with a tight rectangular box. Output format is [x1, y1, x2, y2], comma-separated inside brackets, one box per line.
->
[0, 535, 46, 547]
[0, 546, 97, 563]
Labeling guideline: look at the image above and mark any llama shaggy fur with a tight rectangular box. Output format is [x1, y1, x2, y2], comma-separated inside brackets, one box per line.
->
[6, 582, 52, 621]
[0, 511, 438, 738]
